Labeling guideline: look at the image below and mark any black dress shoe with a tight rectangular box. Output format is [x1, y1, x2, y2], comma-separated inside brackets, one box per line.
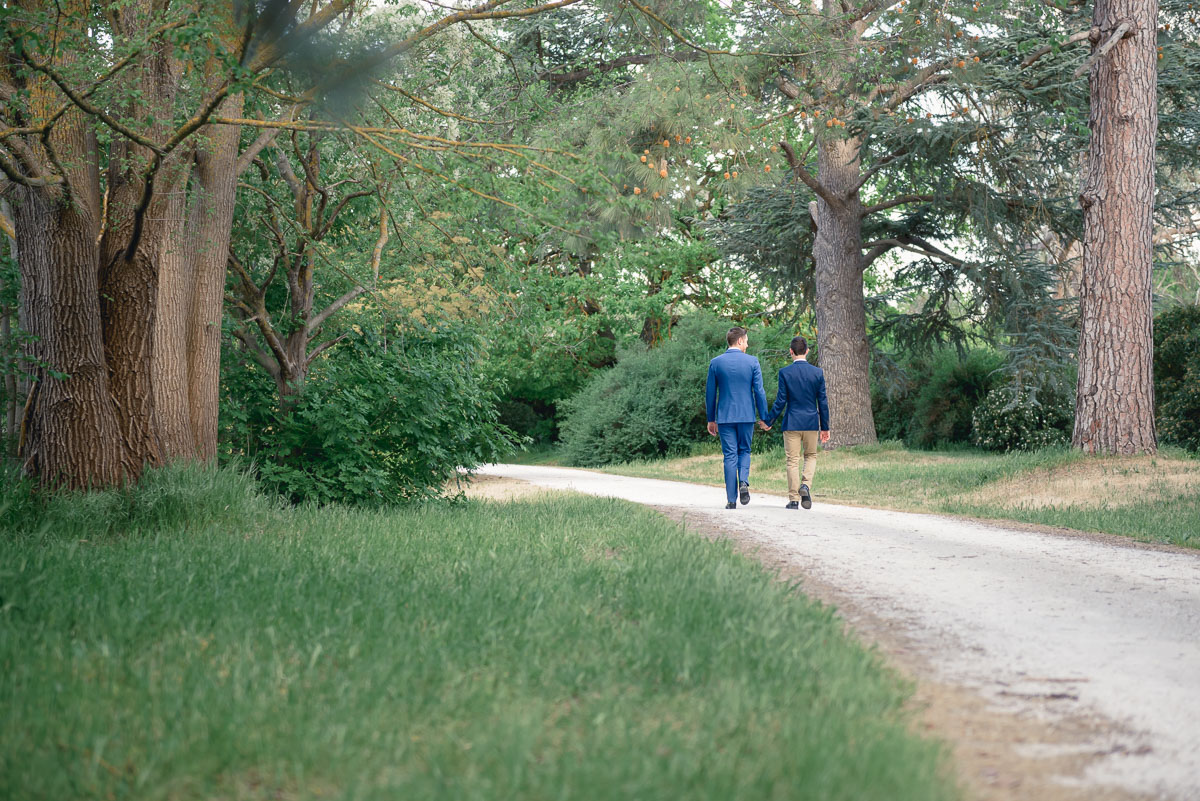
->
[739, 481, 751, 505]
[726, 502, 737, 509]
[786, 501, 799, 510]
[799, 484, 812, 509]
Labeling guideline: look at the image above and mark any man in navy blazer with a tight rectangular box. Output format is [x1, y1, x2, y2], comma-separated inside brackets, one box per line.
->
[763, 335, 830, 509]
[705, 326, 770, 509]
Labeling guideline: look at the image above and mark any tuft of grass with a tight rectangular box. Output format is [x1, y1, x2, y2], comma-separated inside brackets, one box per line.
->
[0, 484, 959, 801]
[603, 442, 1199, 548]
[1, 461, 275, 541]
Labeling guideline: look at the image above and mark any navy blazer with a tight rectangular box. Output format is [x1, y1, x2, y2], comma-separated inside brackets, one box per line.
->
[705, 348, 769, 424]
[765, 359, 830, 431]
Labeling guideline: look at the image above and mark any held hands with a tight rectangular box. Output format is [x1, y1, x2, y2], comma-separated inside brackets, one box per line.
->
[820, 430, 830, 444]
[707, 422, 719, 437]
[757, 420, 771, 432]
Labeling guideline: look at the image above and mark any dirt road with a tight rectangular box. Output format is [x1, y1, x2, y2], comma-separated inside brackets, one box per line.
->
[477, 464, 1200, 801]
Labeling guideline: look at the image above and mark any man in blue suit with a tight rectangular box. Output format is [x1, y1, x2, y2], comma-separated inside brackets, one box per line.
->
[705, 326, 770, 509]
[763, 336, 830, 510]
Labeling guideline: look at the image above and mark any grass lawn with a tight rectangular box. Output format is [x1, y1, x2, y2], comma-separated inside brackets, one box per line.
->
[601, 441, 1200, 548]
[0, 467, 958, 801]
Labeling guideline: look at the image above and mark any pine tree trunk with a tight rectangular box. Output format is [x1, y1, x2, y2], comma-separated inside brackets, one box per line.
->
[813, 136, 877, 448]
[1073, 0, 1158, 455]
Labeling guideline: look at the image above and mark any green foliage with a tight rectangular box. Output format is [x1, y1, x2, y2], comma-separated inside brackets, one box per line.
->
[1154, 305, 1200, 452]
[971, 386, 1073, 453]
[871, 372, 917, 445]
[559, 316, 790, 467]
[559, 315, 727, 466]
[0, 492, 958, 801]
[487, 234, 771, 445]
[221, 327, 518, 505]
[905, 349, 1003, 449]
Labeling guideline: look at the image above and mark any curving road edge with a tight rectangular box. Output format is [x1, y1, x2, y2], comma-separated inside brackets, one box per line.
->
[479, 464, 1200, 800]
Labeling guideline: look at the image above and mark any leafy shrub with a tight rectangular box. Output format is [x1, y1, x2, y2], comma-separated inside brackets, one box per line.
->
[221, 327, 518, 505]
[1154, 305, 1200, 452]
[559, 315, 791, 466]
[559, 316, 724, 466]
[870, 356, 918, 443]
[905, 349, 1002, 448]
[971, 386, 1073, 452]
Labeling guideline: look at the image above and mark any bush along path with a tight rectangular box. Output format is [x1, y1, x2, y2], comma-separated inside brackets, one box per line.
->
[480, 464, 1200, 801]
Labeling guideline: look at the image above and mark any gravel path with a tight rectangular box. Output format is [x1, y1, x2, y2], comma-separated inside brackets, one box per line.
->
[479, 464, 1200, 801]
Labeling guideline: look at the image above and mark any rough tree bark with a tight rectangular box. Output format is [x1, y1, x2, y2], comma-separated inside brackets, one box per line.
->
[187, 95, 244, 458]
[812, 136, 878, 448]
[10, 120, 135, 486]
[6, 1, 135, 486]
[1073, 0, 1158, 454]
[153, 90, 244, 460]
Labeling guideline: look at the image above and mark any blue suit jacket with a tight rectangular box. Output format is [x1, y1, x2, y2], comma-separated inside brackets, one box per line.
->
[765, 359, 830, 431]
[706, 348, 769, 424]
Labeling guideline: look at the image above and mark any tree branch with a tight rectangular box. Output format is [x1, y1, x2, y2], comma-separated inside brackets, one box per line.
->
[1154, 218, 1200, 246]
[307, 285, 366, 335]
[1074, 20, 1134, 79]
[539, 50, 705, 85]
[861, 193, 934, 216]
[1019, 30, 1091, 69]
[315, 188, 373, 240]
[779, 140, 842, 209]
[227, 313, 281, 380]
[0, 147, 60, 188]
[884, 63, 951, 112]
[21, 56, 164, 153]
[863, 234, 965, 267]
[852, 147, 910, 192]
[237, 105, 301, 176]
[860, 240, 898, 270]
[305, 332, 350, 366]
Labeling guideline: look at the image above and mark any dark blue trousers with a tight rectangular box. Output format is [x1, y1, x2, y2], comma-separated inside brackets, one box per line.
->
[717, 422, 754, 504]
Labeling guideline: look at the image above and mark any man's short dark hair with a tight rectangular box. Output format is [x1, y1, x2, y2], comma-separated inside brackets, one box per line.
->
[790, 336, 808, 355]
[727, 327, 748, 347]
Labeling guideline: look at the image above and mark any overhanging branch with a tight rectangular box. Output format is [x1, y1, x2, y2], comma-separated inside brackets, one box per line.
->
[779, 140, 842, 210]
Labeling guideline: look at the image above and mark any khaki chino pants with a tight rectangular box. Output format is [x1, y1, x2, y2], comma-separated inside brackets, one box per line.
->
[783, 430, 819, 501]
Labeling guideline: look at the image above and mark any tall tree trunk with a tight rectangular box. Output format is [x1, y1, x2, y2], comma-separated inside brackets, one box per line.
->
[813, 136, 877, 447]
[2, 219, 17, 457]
[1073, 0, 1158, 455]
[9, 5, 135, 487]
[96, 6, 189, 469]
[154, 158, 201, 460]
[187, 94, 244, 458]
[12, 169, 134, 487]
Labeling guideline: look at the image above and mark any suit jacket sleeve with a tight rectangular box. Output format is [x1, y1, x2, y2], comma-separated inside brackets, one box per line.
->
[818, 371, 830, 431]
[752, 358, 769, 420]
[705, 362, 718, 423]
[766, 370, 788, 427]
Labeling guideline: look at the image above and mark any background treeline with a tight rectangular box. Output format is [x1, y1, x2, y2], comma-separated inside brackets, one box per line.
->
[553, 308, 1199, 468]
[2, 0, 1199, 506]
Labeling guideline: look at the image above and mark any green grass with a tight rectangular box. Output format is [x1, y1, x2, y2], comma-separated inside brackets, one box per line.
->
[1, 467, 958, 801]
[602, 440, 1200, 548]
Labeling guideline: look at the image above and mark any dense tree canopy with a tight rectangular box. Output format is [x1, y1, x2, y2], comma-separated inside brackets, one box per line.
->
[1, 0, 1197, 492]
